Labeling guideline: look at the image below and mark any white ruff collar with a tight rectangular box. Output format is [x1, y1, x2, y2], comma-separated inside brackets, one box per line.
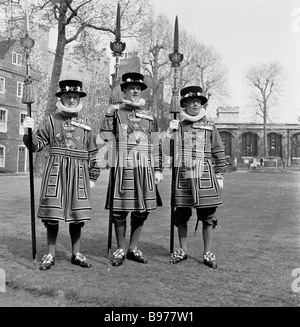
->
[56, 99, 83, 113]
[180, 108, 206, 122]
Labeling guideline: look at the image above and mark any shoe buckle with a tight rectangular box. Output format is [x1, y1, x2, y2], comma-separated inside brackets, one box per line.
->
[174, 248, 186, 259]
[132, 247, 142, 257]
[204, 252, 216, 262]
[75, 253, 87, 262]
[113, 248, 125, 259]
[42, 254, 54, 264]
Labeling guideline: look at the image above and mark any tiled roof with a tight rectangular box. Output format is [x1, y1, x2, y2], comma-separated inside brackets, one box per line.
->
[0, 39, 16, 59]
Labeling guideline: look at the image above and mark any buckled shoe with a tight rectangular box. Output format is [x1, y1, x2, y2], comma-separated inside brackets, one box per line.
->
[39, 253, 55, 271]
[126, 247, 148, 264]
[71, 253, 92, 268]
[203, 252, 217, 269]
[111, 248, 125, 267]
[170, 248, 188, 264]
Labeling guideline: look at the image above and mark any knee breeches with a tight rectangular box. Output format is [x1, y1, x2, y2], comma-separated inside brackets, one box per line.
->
[174, 207, 217, 227]
[112, 211, 149, 227]
[43, 220, 85, 228]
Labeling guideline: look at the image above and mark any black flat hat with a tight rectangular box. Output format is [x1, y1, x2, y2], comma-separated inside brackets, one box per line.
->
[55, 79, 87, 98]
[120, 72, 147, 91]
[180, 86, 208, 107]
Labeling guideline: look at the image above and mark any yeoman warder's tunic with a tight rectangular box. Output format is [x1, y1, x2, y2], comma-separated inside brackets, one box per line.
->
[23, 112, 100, 223]
[164, 118, 227, 208]
[100, 105, 162, 212]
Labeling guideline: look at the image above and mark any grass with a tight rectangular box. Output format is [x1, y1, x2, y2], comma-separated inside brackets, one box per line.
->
[0, 169, 299, 307]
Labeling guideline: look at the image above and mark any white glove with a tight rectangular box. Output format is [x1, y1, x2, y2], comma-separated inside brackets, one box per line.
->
[23, 116, 34, 134]
[89, 181, 95, 188]
[155, 171, 163, 184]
[106, 104, 119, 115]
[167, 119, 180, 137]
[217, 178, 223, 189]
[169, 119, 179, 131]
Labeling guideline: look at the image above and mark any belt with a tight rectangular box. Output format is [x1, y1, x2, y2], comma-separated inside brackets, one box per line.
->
[49, 147, 89, 159]
[117, 142, 152, 153]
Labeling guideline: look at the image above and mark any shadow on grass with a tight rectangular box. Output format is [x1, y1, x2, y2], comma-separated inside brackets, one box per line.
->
[0, 231, 173, 268]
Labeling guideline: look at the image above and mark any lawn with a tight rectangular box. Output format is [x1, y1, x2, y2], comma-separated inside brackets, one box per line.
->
[0, 169, 299, 308]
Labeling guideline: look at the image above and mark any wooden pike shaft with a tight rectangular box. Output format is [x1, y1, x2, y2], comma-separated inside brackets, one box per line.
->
[107, 3, 125, 259]
[169, 16, 182, 259]
[23, 0, 37, 265]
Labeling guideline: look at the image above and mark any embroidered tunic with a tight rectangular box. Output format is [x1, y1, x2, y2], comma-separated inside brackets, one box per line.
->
[23, 112, 100, 223]
[163, 118, 227, 208]
[99, 105, 162, 212]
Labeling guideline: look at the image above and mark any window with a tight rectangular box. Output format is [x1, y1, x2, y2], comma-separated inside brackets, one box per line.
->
[242, 132, 258, 157]
[0, 108, 7, 133]
[12, 52, 22, 66]
[0, 77, 5, 94]
[267, 133, 282, 157]
[17, 81, 24, 98]
[220, 131, 232, 157]
[292, 133, 300, 158]
[0, 145, 5, 167]
[20, 112, 27, 135]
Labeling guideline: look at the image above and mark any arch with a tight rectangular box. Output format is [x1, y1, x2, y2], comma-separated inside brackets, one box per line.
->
[241, 132, 258, 157]
[292, 132, 300, 159]
[219, 131, 232, 157]
[267, 132, 282, 157]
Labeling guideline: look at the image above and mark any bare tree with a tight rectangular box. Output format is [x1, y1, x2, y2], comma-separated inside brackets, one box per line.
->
[137, 12, 173, 114]
[181, 40, 229, 114]
[29, 0, 150, 116]
[245, 61, 285, 156]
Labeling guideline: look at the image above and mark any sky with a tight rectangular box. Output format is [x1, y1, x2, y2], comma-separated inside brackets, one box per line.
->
[151, 0, 300, 123]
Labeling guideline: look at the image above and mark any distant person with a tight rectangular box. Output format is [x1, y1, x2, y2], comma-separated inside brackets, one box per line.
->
[260, 157, 264, 167]
[23, 79, 100, 270]
[163, 86, 227, 269]
[98, 72, 163, 267]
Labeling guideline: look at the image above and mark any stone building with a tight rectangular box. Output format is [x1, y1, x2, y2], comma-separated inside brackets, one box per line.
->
[0, 38, 40, 173]
[214, 106, 300, 167]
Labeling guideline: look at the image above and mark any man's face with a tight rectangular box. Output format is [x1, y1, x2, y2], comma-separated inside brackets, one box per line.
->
[123, 84, 141, 103]
[185, 98, 202, 116]
[61, 92, 80, 108]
